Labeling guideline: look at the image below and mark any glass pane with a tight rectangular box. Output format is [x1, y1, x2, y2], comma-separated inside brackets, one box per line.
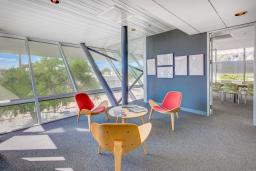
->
[62, 46, 101, 91]
[40, 97, 76, 123]
[0, 103, 37, 133]
[216, 48, 244, 82]
[90, 51, 121, 88]
[131, 87, 144, 100]
[0, 37, 33, 102]
[89, 93, 110, 107]
[29, 41, 74, 96]
[245, 47, 254, 82]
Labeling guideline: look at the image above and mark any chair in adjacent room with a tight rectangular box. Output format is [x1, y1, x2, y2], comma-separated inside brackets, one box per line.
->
[212, 82, 223, 98]
[222, 83, 239, 103]
[75, 92, 109, 130]
[91, 122, 152, 171]
[148, 91, 182, 131]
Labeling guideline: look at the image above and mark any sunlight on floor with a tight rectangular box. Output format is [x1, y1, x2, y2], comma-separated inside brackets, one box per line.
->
[0, 135, 57, 150]
[22, 157, 65, 161]
[75, 128, 90, 132]
[45, 127, 65, 134]
[23, 125, 45, 133]
[55, 168, 74, 171]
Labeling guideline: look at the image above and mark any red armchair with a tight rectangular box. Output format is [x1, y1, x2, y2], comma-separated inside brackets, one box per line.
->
[148, 91, 182, 131]
[75, 92, 109, 130]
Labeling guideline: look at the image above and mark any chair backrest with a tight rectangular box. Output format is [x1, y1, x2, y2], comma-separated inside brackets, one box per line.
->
[223, 83, 238, 92]
[75, 92, 94, 111]
[161, 91, 182, 110]
[91, 123, 143, 155]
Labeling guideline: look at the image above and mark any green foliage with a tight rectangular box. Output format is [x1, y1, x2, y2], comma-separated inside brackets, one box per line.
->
[33, 57, 73, 96]
[0, 67, 33, 98]
[68, 57, 100, 90]
[0, 56, 100, 120]
[219, 74, 244, 81]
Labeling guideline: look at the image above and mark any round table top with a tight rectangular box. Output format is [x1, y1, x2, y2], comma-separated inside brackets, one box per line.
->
[108, 105, 148, 119]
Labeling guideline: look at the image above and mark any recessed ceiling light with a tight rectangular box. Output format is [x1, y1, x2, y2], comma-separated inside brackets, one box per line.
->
[51, 0, 59, 4]
[234, 10, 247, 16]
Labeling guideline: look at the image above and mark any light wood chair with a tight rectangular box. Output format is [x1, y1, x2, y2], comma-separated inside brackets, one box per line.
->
[91, 122, 152, 171]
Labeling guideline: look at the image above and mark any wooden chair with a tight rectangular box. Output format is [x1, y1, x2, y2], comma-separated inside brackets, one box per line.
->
[149, 91, 182, 131]
[75, 92, 109, 130]
[91, 122, 152, 171]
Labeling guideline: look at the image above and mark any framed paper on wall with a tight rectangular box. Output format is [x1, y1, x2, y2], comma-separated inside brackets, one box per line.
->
[189, 54, 204, 76]
[157, 66, 173, 78]
[147, 59, 156, 75]
[175, 55, 187, 75]
[157, 53, 173, 66]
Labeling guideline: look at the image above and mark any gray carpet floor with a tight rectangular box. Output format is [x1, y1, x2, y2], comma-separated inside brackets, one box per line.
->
[0, 99, 256, 171]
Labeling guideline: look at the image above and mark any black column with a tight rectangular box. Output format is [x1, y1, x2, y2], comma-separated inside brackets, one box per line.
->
[121, 26, 128, 105]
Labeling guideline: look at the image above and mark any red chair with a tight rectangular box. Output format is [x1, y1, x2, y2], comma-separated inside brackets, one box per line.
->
[148, 91, 182, 131]
[75, 92, 109, 130]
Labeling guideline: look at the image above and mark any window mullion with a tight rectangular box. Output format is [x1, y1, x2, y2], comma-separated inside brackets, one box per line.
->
[25, 38, 42, 124]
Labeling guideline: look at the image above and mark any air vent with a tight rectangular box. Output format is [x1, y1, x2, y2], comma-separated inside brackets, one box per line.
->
[212, 31, 232, 40]
[98, 5, 133, 23]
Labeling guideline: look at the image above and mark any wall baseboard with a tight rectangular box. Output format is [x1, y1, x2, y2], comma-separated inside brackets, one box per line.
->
[180, 107, 207, 116]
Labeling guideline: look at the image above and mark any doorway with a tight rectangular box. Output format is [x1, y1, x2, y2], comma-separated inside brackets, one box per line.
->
[209, 25, 255, 125]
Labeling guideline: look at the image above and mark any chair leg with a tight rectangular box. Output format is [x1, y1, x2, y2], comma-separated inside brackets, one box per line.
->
[114, 141, 123, 171]
[170, 113, 175, 131]
[148, 108, 153, 120]
[176, 112, 179, 119]
[77, 112, 80, 123]
[140, 116, 145, 124]
[87, 115, 91, 131]
[97, 146, 101, 154]
[142, 143, 148, 155]
[105, 112, 109, 121]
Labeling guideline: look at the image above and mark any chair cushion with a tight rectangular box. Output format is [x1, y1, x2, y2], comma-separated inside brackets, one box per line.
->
[152, 106, 169, 113]
[92, 106, 105, 114]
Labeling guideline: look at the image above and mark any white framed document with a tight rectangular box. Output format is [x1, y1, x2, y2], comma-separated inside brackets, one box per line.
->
[157, 53, 173, 66]
[147, 59, 156, 75]
[157, 66, 173, 78]
[175, 55, 187, 75]
[189, 54, 204, 76]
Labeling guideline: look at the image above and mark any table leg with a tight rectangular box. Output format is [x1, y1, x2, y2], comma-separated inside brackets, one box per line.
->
[121, 118, 126, 123]
[115, 117, 119, 123]
[140, 116, 145, 124]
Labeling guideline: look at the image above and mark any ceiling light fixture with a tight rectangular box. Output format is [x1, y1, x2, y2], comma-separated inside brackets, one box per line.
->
[51, 0, 59, 4]
[234, 10, 247, 17]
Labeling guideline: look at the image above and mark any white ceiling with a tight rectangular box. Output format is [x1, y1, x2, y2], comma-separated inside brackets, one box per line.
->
[0, 0, 255, 49]
[213, 26, 255, 50]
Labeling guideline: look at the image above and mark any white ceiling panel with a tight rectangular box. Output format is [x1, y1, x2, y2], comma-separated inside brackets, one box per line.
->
[0, 0, 175, 48]
[154, 0, 226, 32]
[213, 26, 255, 50]
[124, 0, 199, 34]
[210, 0, 256, 27]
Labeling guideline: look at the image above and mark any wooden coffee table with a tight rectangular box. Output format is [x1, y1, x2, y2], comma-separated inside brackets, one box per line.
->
[108, 105, 148, 124]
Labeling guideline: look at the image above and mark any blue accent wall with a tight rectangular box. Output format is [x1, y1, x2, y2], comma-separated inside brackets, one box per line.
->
[146, 29, 207, 115]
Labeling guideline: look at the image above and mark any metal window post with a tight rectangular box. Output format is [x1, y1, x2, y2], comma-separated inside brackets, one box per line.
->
[80, 43, 118, 106]
[58, 43, 78, 92]
[105, 57, 136, 101]
[25, 38, 41, 124]
[243, 48, 246, 82]
[121, 26, 128, 105]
